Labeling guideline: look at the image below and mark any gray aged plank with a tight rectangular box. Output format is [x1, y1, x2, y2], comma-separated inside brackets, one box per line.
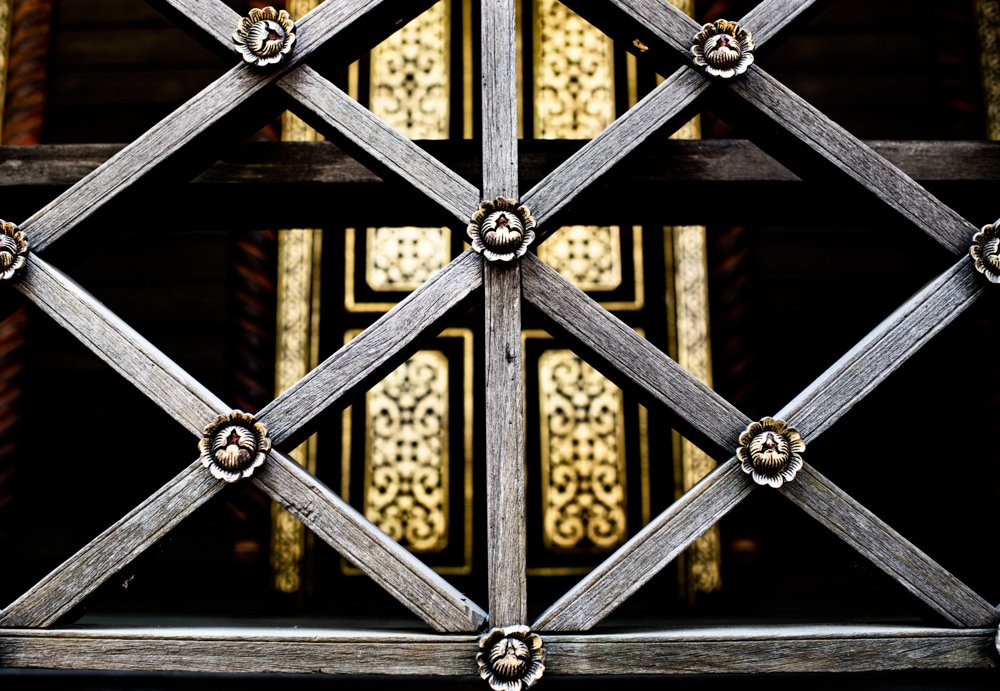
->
[257, 250, 482, 447]
[545, 626, 998, 675]
[521, 254, 749, 460]
[521, 67, 708, 240]
[780, 465, 999, 628]
[481, 0, 518, 199]
[14, 256, 228, 435]
[3, 626, 993, 675]
[533, 460, 751, 631]
[253, 451, 488, 632]
[23, 0, 406, 251]
[280, 66, 480, 224]
[777, 258, 983, 439]
[0, 628, 477, 675]
[0, 461, 223, 628]
[484, 263, 527, 627]
[728, 69, 977, 255]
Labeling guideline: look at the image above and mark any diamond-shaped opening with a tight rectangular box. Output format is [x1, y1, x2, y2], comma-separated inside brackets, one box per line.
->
[0, 307, 196, 611]
[804, 293, 1000, 606]
[707, 222, 953, 419]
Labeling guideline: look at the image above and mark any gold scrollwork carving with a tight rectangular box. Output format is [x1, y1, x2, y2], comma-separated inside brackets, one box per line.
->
[366, 226, 451, 292]
[370, 0, 450, 139]
[539, 350, 627, 552]
[364, 350, 450, 552]
[977, 0, 1000, 140]
[537, 225, 622, 292]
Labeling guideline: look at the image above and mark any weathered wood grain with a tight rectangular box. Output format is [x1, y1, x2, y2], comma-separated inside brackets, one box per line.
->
[257, 250, 482, 447]
[481, 0, 518, 199]
[280, 65, 479, 224]
[544, 626, 997, 675]
[14, 255, 228, 436]
[2, 626, 993, 675]
[484, 263, 526, 627]
[0, 461, 223, 628]
[780, 464, 999, 628]
[533, 460, 752, 631]
[728, 69, 977, 255]
[521, 254, 749, 460]
[521, 67, 708, 239]
[253, 451, 487, 632]
[23, 0, 409, 251]
[777, 258, 983, 439]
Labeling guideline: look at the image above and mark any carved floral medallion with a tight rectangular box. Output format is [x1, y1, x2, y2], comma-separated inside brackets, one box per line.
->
[0, 219, 28, 282]
[468, 198, 536, 262]
[477, 626, 545, 691]
[691, 19, 755, 79]
[199, 410, 271, 482]
[233, 6, 296, 67]
[737, 417, 805, 488]
[970, 218, 1000, 283]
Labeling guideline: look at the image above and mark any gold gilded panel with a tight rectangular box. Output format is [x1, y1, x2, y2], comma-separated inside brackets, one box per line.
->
[365, 226, 451, 292]
[539, 350, 627, 552]
[342, 330, 473, 574]
[533, 0, 615, 139]
[370, 0, 449, 139]
[977, 0, 1000, 140]
[537, 226, 622, 292]
[365, 350, 450, 552]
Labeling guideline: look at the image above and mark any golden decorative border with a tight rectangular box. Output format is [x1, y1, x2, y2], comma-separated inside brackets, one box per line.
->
[341, 328, 474, 575]
[977, 0, 1000, 140]
[0, 0, 11, 130]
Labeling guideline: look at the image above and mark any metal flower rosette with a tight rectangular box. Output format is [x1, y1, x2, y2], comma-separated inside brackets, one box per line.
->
[476, 626, 545, 691]
[467, 197, 536, 262]
[737, 417, 805, 488]
[691, 19, 755, 79]
[233, 6, 296, 67]
[970, 218, 1000, 283]
[199, 410, 271, 482]
[0, 219, 28, 281]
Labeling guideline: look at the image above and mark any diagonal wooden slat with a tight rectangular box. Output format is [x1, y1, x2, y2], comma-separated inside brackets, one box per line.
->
[257, 249, 482, 448]
[521, 254, 750, 459]
[157, 0, 479, 226]
[280, 66, 480, 225]
[726, 70, 976, 254]
[253, 451, 488, 632]
[533, 460, 750, 631]
[777, 257, 983, 439]
[481, 0, 527, 628]
[0, 461, 222, 628]
[521, 68, 708, 240]
[14, 255, 228, 435]
[780, 465, 999, 627]
[23, 0, 422, 252]
[581, 0, 977, 254]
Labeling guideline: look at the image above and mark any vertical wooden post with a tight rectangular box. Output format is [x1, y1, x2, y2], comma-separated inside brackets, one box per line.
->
[481, 0, 526, 627]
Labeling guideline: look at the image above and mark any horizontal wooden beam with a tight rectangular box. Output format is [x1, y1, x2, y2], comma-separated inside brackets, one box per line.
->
[2, 141, 995, 229]
[0, 626, 994, 675]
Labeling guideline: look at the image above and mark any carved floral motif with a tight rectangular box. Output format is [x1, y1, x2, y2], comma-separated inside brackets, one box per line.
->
[477, 626, 545, 691]
[233, 6, 296, 67]
[0, 220, 28, 281]
[737, 417, 805, 488]
[468, 198, 536, 262]
[970, 219, 1000, 283]
[691, 19, 755, 79]
[199, 410, 271, 482]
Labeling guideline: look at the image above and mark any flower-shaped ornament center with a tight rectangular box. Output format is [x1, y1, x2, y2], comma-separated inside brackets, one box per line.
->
[749, 430, 791, 474]
[0, 220, 28, 281]
[199, 411, 271, 482]
[247, 20, 288, 59]
[704, 33, 742, 70]
[489, 637, 531, 680]
[482, 212, 524, 255]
